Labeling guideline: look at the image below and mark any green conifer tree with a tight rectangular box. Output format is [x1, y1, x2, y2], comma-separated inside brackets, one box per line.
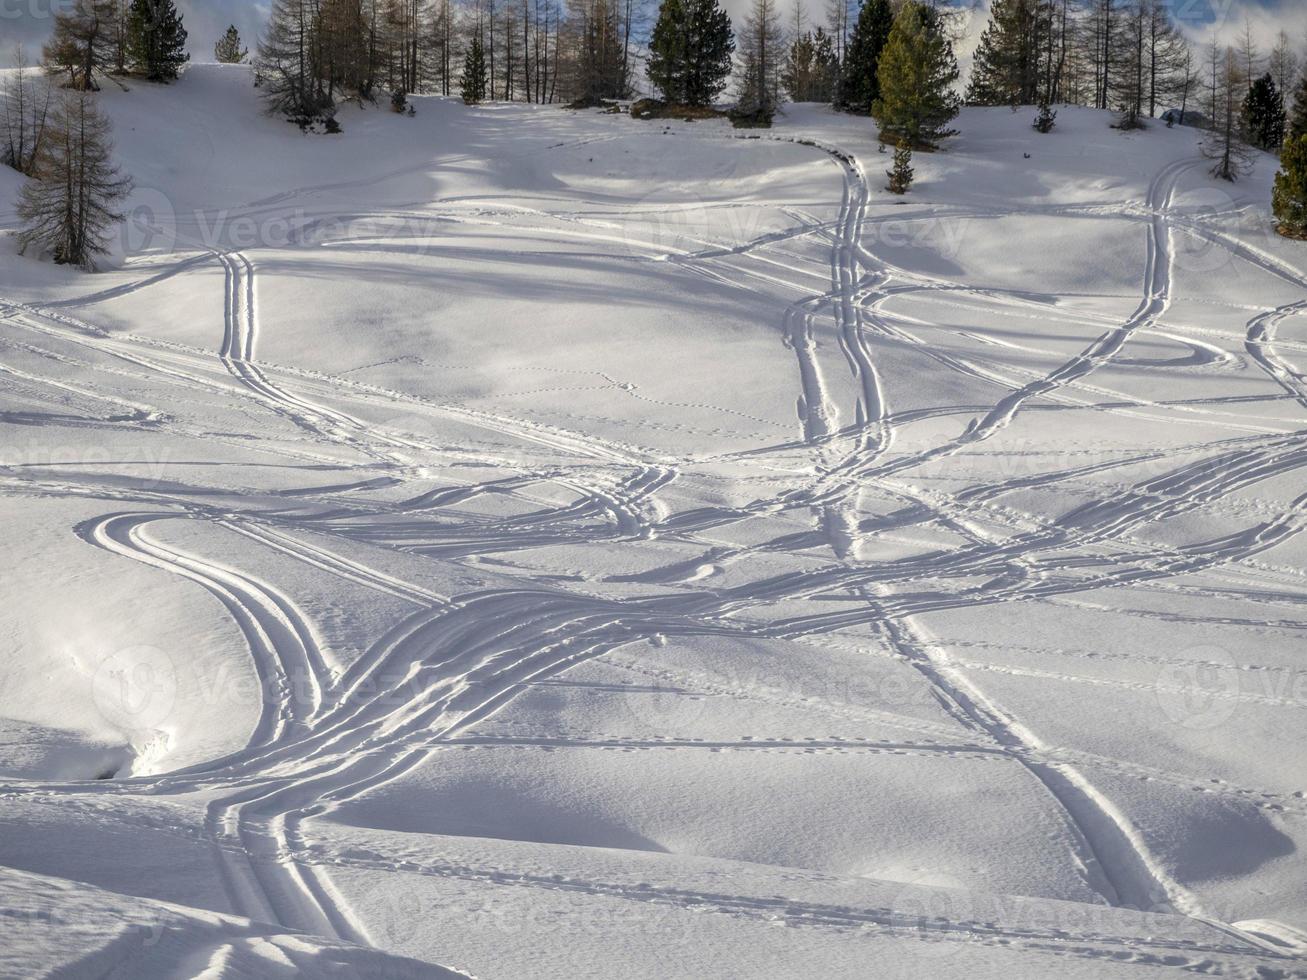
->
[214, 25, 248, 64]
[125, 0, 189, 82]
[1243, 72, 1286, 151]
[872, 1, 960, 149]
[460, 35, 488, 104]
[647, 0, 735, 106]
[1290, 73, 1307, 142]
[967, 0, 1047, 107]
[886, 137, 913, 193]
[837, 0, 893, 114]
[1273, 134, 1307, 239]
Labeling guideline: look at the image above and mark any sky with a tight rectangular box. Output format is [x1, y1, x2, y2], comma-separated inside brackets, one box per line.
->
[0, 0, 1302, 78]
[1171, 0, 1307, 51]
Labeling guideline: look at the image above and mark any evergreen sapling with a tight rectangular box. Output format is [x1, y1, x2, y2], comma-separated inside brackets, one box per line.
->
[886, 137, 913, 193]
[214, 25, 248, 64]
[461, 36, 488, 105]
[1033, 101, 1056, 133]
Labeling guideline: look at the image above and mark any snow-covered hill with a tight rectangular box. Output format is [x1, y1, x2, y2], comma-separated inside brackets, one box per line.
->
[2, 65, 1306, 977]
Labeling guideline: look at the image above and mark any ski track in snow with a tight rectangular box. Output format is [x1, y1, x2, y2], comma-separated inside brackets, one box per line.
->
[3, 113, 1307, 975]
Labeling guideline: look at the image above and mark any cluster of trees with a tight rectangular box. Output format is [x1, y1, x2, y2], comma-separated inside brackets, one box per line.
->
[43, 0, 189, 90]
[245, 0, 1307, 183]
[718, 0, 966, 133]
[1191, 31, 1304, 184]
[780, 28, 837, 104]
[836, 0, 891, 114]
[257, 0, 642, 122]
[1, 0, 200, 268]
[3, 0, 198, 184]
[958, 0, 1307, 231]
[967, 0, 1195, 128]
[6, 0, 1307, 266]
[960, 1, 1307, 171]
[644, 0, 958, 147]
[1, 50, 51, 176]
[1, 44, 132, 268]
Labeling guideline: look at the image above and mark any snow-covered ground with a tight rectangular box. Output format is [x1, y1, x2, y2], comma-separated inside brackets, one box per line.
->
[2, 64, 1307, 977]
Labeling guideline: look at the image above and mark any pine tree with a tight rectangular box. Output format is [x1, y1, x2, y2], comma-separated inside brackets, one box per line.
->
[733, 49, 770, 125]
[1242, 73, 1286, 151]
[1203, 46, 1254, 182]
[1273, 134, 1307, 239]
[1202, 31, 1221, 125]
[1046, 0, 1079, 105]
[646, 0, 734, 107]
[215, 25, 248, 64]
[967, 0, 1049, 107]
[1291, 73, 1307, 142]
[885, 137, 912, 193]
[125, 0, 189, 82]
[461, 35, 488, 103]
[837, 0, 892, 114]
[782, 28, 837, 103]
[1033, 100, 1056, 132]
[43, 0, 121, 91]
[872, 1, 959, 149]
[17, 90, 132, 271]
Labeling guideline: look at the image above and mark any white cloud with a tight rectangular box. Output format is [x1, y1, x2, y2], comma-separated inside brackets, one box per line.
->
[1178, 0, 1307, 65]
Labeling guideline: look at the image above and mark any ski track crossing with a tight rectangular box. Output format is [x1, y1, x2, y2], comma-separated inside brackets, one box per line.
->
[2, 119, 1307, 975]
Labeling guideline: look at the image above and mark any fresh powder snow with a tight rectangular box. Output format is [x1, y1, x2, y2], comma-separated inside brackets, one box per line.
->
[2, 51, 1307, 980]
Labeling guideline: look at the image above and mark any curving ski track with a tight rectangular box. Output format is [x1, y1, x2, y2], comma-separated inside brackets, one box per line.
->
[2, 123, 1306, 974]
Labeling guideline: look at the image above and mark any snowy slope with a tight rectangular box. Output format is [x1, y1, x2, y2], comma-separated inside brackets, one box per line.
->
[1, 866, 468, 978]
[1, 66, 1306, 977]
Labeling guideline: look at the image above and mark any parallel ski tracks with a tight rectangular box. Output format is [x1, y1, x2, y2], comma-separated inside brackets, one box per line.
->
[5, 136, 1307, 966]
